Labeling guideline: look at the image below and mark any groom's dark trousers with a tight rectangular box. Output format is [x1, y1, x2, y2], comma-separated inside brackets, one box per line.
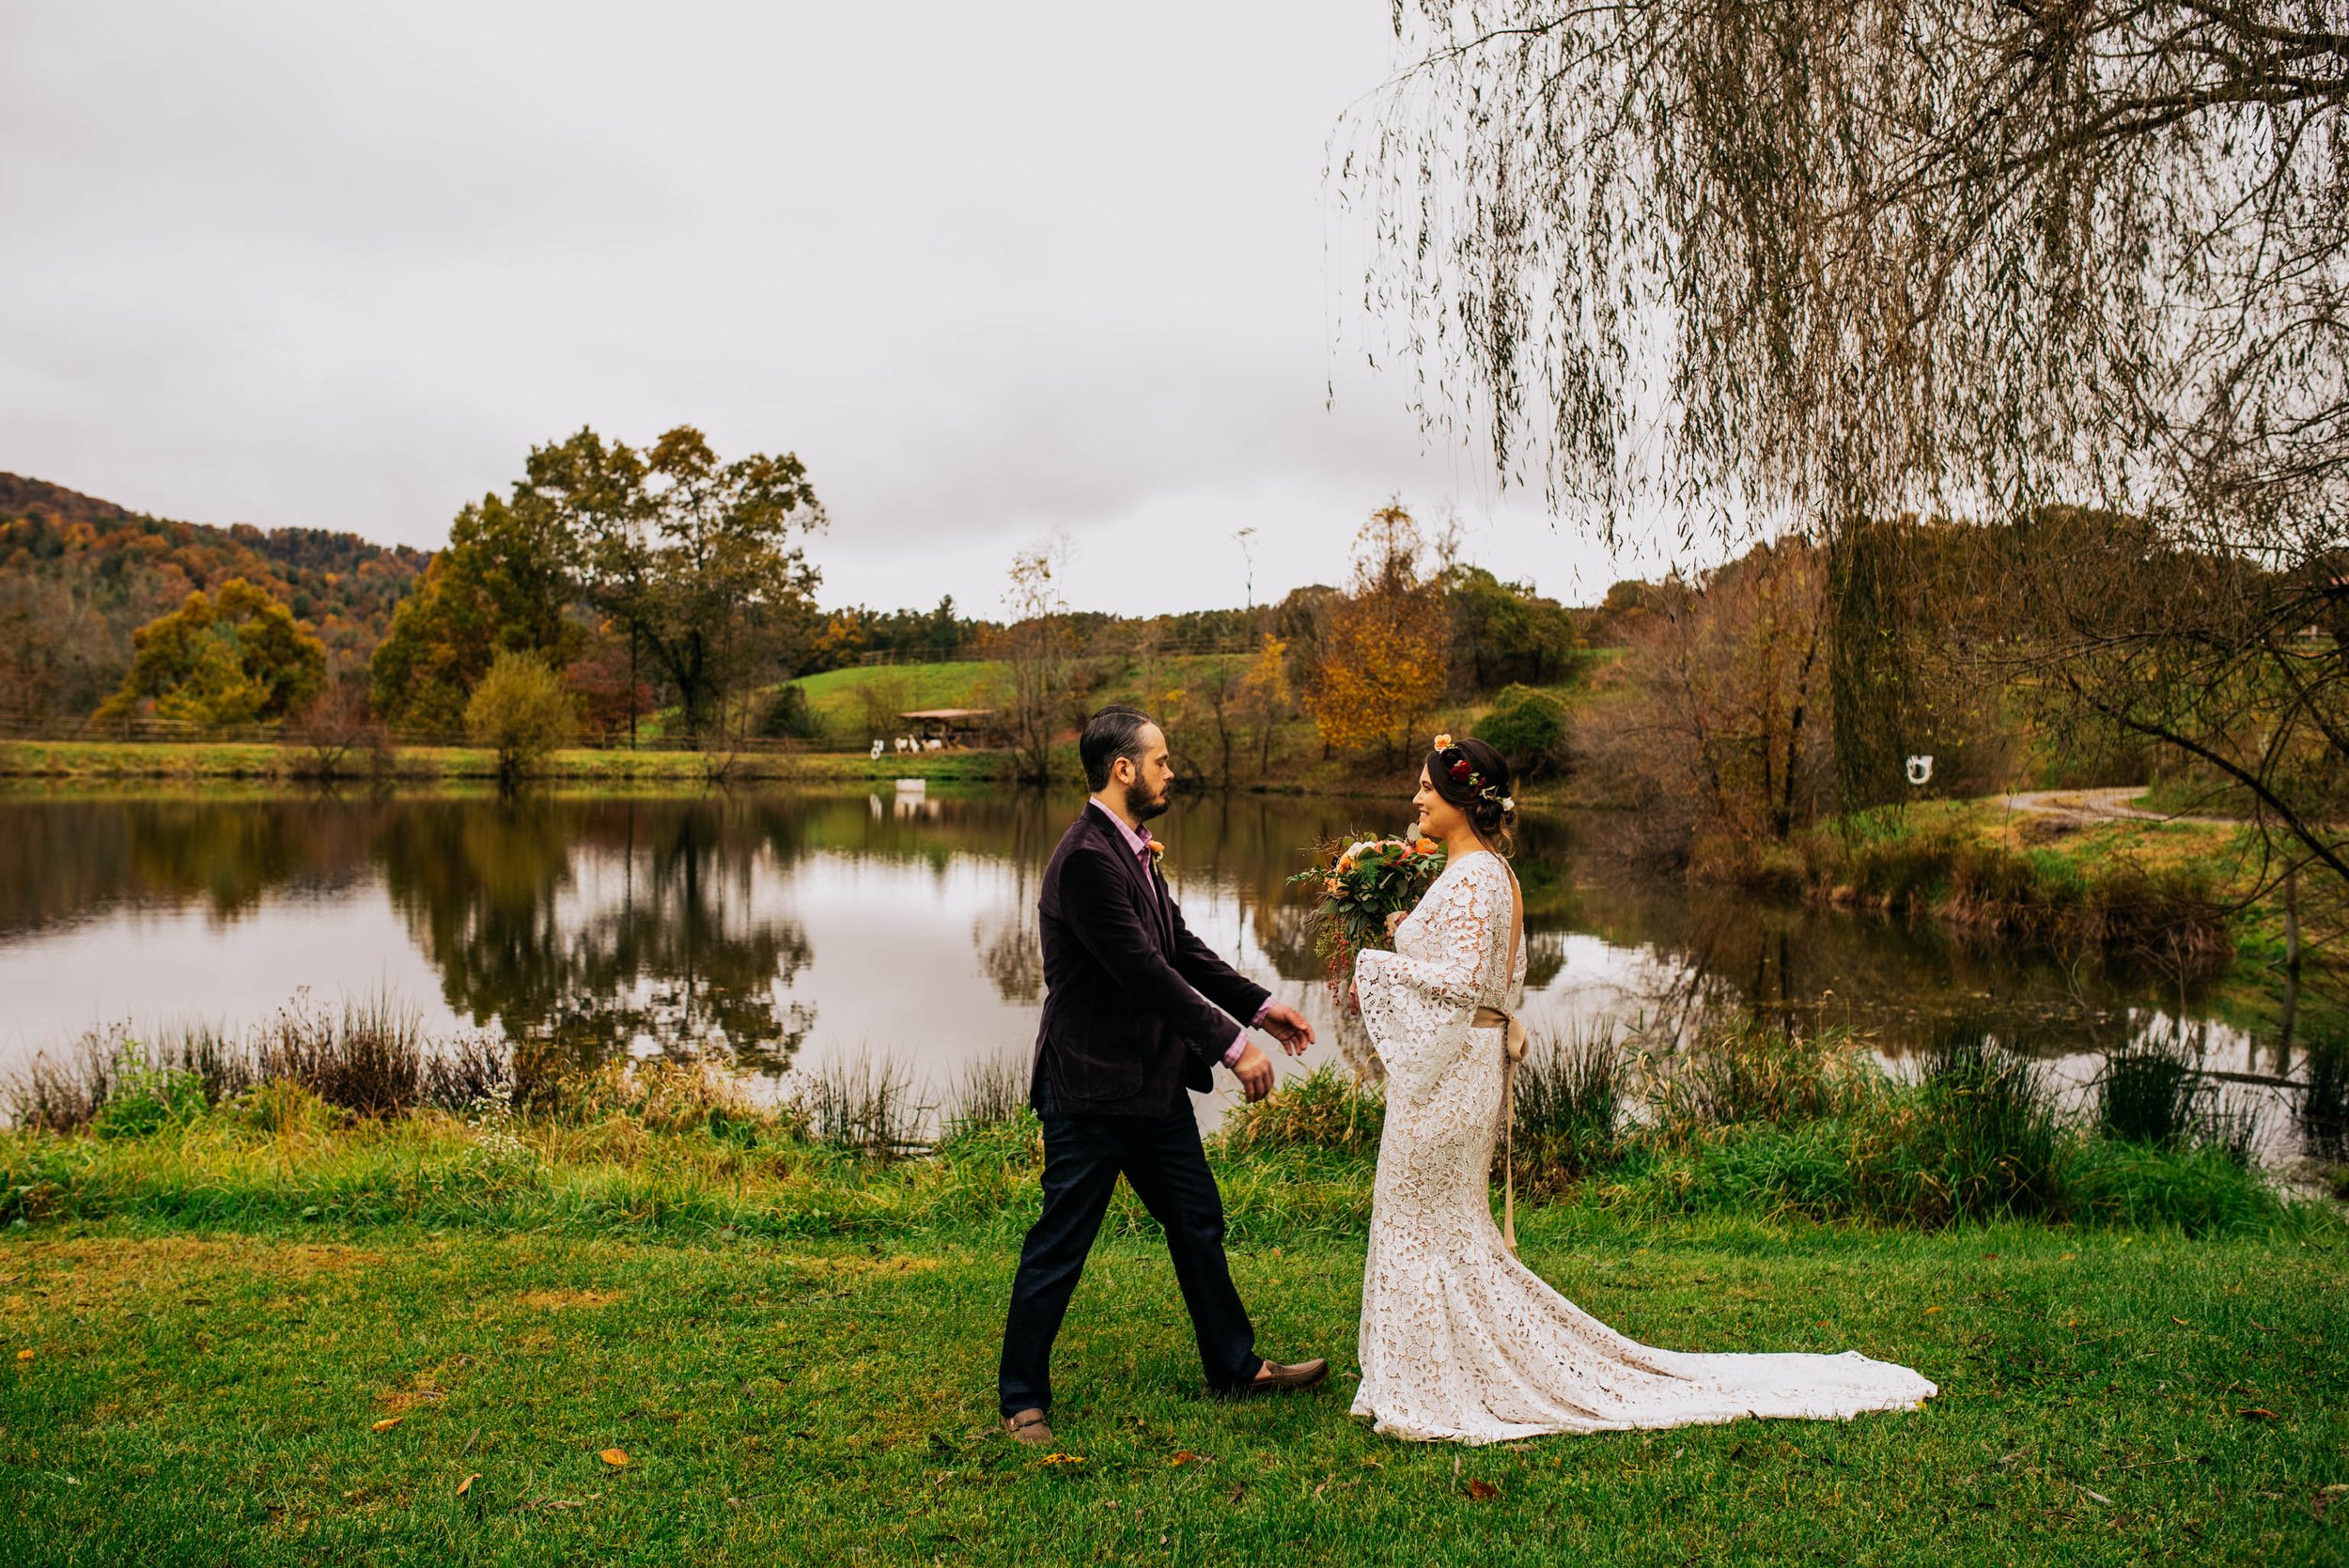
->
[999, 804, 1271, 1417]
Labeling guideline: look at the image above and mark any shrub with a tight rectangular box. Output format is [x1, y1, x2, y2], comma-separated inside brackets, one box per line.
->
[89, 1048, 210, 1140]
[465, 650, 576, 787]
[1472, 684, 1571, 778]
[756, 683, 823, 741]
[1219, 1065, 1384, 1157]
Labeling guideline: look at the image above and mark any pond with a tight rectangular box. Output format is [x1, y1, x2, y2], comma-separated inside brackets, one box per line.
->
[0, 784, 2312, 1150]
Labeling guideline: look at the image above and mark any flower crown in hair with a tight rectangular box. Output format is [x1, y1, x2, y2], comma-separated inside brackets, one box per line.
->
[1431, 734, 1514, 813]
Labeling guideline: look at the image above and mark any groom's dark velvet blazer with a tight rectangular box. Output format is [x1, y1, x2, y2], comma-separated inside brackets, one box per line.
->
[1030, 805, 1269, 1118]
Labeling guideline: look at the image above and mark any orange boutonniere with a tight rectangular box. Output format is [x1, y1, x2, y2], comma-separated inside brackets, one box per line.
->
[1146, 838, 1167, 864]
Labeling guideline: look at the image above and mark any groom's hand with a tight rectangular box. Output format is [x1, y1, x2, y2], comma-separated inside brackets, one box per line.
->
[1259, 1002, 1315, 1056]
[1231, 1041, 1276, 1102]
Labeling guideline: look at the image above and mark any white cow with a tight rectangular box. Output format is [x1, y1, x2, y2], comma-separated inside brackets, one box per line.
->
[924, 737, 943, 751]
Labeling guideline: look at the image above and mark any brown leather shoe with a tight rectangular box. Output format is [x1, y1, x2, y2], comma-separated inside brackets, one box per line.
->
[1003, 1407, 1055, 1446]
[1236, 1356, 1329, 1397]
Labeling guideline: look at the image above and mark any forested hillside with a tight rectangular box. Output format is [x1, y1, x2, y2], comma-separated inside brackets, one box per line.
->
[0, 474, 427, 720]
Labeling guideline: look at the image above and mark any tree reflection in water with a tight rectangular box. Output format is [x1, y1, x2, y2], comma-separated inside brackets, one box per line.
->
[374, 797, 816, 1075]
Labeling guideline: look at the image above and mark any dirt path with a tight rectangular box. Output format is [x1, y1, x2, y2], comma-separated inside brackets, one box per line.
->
[1995, 785, 2239, 827]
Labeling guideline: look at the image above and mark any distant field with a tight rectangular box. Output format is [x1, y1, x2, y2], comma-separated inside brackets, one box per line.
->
[784, 660, 1007, 743]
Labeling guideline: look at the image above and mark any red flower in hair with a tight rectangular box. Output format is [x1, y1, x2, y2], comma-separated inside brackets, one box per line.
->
[1447, 757, 1473, 783]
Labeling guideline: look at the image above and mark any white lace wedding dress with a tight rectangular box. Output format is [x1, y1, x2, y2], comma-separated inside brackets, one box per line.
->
[1350, 850, 1937, 1445]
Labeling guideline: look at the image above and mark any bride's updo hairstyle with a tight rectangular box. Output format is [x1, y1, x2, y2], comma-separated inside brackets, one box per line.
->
[1425, 735, 1517, 855]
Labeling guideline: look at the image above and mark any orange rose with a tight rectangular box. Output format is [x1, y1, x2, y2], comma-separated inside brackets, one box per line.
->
[1416, 837, 1439, 855]
[1323, 877, 1344, 897]
[1336, 855, 1355, 874]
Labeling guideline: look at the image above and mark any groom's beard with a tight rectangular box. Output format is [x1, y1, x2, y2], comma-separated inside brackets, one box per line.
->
[1130, 779, 1172, 822]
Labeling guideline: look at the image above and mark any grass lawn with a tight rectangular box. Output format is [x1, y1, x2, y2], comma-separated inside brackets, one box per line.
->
[1, 1115, 2342, 1565]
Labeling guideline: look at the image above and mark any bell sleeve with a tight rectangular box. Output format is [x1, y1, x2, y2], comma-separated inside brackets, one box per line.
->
[1352, 859, 1505, 1104]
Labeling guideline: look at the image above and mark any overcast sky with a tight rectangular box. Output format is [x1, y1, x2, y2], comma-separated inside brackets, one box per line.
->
[1, 3, 1715, 616]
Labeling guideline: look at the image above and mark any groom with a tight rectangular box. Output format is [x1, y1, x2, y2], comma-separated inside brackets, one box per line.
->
[998, 705, 1327, 1446]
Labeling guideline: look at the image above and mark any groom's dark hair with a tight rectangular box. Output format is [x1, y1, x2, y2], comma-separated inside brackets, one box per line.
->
[1081, 705, 1156, 792]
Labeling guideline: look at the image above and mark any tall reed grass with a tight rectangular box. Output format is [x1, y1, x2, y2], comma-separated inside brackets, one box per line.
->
[2094, 1022, 2263, 1166]
[799, 1053, 926, 1160]
[941, 1048, 1030, 1145]
[3, 994, 507, 1132]
[2299, 1025, 2349, 1165]
[1509, 1020, 1625, 1189]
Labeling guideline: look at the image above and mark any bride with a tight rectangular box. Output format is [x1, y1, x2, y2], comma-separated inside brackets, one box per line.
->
[1348, 734, 1937, 1444]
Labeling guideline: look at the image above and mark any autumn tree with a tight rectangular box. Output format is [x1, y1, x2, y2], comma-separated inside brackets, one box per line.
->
[1444, 565, 1582, 692]
[526, 427, 825, 739]
[366, 491, 579, 732]
[1238, 632, 1293, 774]
[98, 578, 325, 731]
[1576, 542, 1832, 859]
[1303, 505, 1449, 765]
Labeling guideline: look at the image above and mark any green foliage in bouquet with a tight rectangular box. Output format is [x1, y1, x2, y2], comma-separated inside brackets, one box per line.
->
[1287, 832, 1449, 991]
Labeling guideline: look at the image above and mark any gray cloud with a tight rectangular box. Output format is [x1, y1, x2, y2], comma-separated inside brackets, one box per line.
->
[1, 1, 1708, 616]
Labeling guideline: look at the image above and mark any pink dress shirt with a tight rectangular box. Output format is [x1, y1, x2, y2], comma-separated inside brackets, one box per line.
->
[1086, 797, 1268, 1067]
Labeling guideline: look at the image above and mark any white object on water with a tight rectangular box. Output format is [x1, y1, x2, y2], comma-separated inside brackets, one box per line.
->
[895, 778, 926, 793]
[1905, 754, 1934, 785]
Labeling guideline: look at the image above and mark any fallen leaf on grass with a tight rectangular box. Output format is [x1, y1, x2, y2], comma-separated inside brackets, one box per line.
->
[14, 1349, 31, 1362]
[1226, 1483, 1246, 1503]
[2235, 1408, 2279, 1421]
[1463, 1479, 1501, 1501]
[599, 1448, 630, 1467]
[2078, 1485, 2113, 1507]
[2171, 1316, 2191, 1327]
[370, 1418, 403, 1433]
[1169, 1450, 1212, 1467]
[1039, 1452, 1086, 1466]
[1923, 1307, 1943, 1315]
[455, 1474, 479, 1498]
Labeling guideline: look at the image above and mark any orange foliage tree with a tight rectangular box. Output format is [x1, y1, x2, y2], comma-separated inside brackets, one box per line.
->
[1303, 505, 1448, 764]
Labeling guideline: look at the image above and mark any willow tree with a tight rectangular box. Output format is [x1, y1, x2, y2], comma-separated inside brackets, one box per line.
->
[1342, 3, 2349, 889]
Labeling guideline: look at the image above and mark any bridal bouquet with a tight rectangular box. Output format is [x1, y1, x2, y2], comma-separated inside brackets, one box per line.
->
[1288, 832, 1447, 997]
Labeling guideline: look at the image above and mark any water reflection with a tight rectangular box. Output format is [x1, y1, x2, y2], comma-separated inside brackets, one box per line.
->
[0, 786, 2324, 1139]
